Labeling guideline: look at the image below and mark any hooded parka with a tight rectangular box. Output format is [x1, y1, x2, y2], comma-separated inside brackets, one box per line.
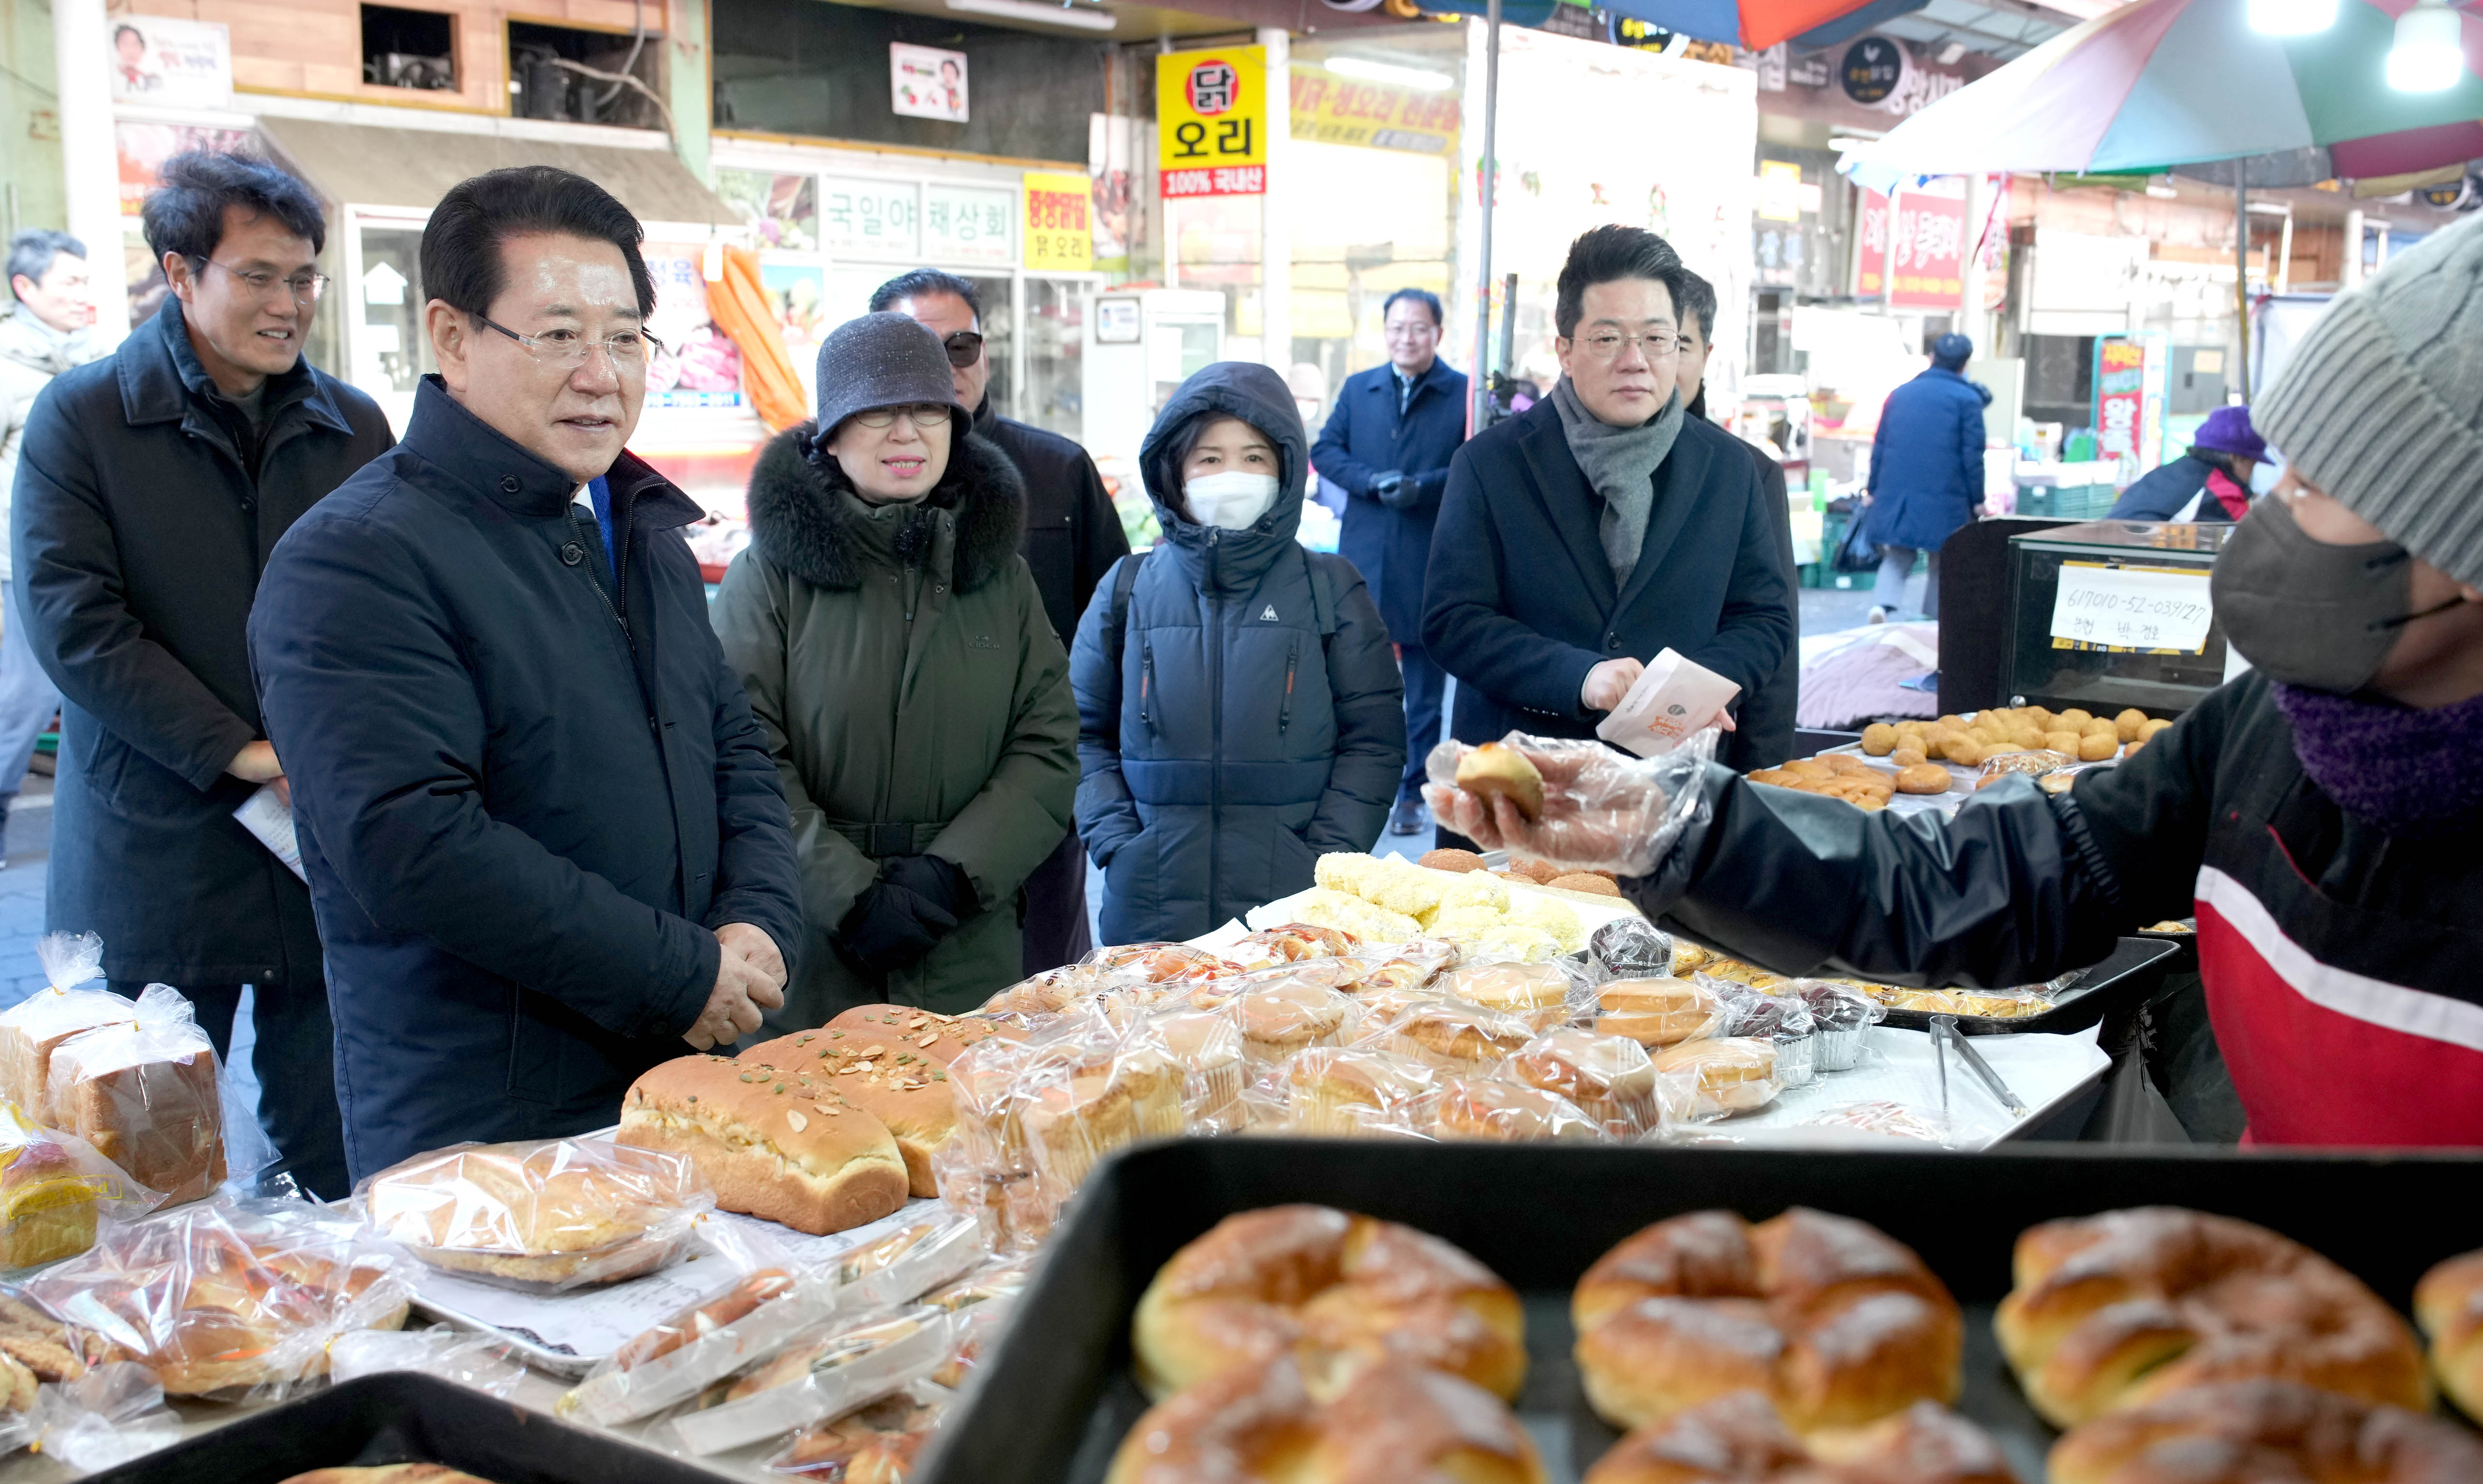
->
[1071, 362, 1406, 943]
[713, 425, 1076, 1023]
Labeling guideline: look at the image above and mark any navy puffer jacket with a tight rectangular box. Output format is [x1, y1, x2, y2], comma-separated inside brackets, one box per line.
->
[1071, 362, 1406, 943]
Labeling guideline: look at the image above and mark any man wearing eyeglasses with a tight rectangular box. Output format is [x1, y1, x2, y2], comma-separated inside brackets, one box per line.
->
[246, 167, 802, 1179]
[10, 151, 392, 1198]
[1422, 226, 1791, 836]
[870, 268, 1126, 976]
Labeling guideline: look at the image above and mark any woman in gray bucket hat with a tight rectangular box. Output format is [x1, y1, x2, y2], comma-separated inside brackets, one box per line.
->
[713, 311, 1076, 1026]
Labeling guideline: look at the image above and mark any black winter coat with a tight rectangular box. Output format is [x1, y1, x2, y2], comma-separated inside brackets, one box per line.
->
[249, 378, 803, 1180]
[1420, 397, 1794, 747]
[1310, 359, 1469, 644]
[1695, 389, 1801, 773]
[2108, 454, 2235, 522]
[971, 398, 1129, 646]
[9, 305, 392, 985]
[1631, 672, 2483, 1145]
[1072, 362, 1406, 943]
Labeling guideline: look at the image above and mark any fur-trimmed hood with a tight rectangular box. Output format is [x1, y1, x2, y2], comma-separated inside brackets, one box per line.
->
[746, 422, 1027, 593]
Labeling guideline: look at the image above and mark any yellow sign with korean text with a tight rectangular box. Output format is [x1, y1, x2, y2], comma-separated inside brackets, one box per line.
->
[1158, 45, 1267, 198]
[1022, 171, 1095, 272]
[1287, 64, 1459, 157]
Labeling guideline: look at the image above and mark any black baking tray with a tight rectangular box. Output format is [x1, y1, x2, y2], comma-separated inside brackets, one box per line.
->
[917, 1138, 2483, 1484]
[82, 1371, 723, 1484]
[1870, 935, 2180, 1036]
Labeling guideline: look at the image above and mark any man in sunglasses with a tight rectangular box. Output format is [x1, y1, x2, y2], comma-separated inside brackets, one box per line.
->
[872, 269, 1128, 975]
[11, 151, 392, 1198]
[247, 167, 802, 1179]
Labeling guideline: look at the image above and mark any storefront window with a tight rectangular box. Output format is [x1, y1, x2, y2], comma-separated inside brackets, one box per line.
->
[968, 274, 1013, 419]
[355, 225, 432, 395]
[1022, 277, 1088, 440]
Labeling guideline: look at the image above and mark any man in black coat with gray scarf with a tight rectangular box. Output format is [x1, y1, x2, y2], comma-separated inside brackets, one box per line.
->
[1421, 227, 1791, 843]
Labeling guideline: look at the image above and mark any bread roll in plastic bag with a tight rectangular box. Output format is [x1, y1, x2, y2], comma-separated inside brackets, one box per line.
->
[0, 934, 130, 1122]
[1422, 730, 1718, 878]
[43, 986, 225, 1206]
[1, 1102, 167, 1271]
[327, 1323, 525, 1398]
[356, 1137, 713, 1291]
[562, 1218, 831, 1426]
[670, 1304, 954, 1456]
[766, 1385, 950, 1478]
[24, 1196, 412, 1401]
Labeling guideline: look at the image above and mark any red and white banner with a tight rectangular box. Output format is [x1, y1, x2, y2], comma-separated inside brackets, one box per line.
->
[1855, 177, 1968, 311]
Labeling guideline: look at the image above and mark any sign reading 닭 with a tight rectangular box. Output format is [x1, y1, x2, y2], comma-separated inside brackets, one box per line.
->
[1158, 46, 1267, 198]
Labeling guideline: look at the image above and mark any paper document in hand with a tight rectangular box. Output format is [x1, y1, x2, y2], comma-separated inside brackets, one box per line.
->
[1595, 648, 1740, 758]
[232, 783, 307, 881]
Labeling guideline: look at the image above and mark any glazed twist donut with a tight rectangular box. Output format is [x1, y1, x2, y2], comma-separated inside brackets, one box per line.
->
[1106, 1355, 1545, 1484]
[2047, 1379, 2483, 1484]
[1132, 1205, 1526, 1401]
[1582, 1392, 2018, 1484]
[2413, 1247, 2483, 1422]
[1572, 1209, 1962, 1435]
[1994, 1208, 2428, 1427]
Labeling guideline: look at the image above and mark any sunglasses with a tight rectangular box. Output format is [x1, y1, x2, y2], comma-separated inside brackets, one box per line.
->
[942, 331, 984, 369]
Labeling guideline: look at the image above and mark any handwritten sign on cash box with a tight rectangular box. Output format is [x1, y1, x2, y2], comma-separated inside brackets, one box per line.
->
[2048, 560, 2214, 654]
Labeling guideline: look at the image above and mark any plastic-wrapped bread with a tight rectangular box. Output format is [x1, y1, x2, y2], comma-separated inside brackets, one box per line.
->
[0, 989, 136, 1126]
[44, 986, 225, 1206]
[362, 1137, 715, 1288]
[616, 1059, 908, 1238]
[733, 1031, 955, 1199]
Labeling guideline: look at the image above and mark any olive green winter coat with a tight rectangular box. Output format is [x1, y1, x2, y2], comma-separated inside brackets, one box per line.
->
[713, 424, 1076, 1025]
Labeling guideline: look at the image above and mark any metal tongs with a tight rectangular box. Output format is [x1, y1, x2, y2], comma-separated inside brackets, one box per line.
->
[1929, 1014, 2030, 1120]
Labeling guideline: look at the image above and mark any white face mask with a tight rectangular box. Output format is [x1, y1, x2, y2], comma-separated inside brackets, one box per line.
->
[1184, 471, 1279, 530]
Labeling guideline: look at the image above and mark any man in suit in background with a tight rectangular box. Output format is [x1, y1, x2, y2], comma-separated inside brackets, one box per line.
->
[1311, 288, 1469, 836]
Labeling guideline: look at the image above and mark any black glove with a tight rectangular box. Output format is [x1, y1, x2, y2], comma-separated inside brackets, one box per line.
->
[837, 855, 974, 978]
[1369, 469, 1409, 507]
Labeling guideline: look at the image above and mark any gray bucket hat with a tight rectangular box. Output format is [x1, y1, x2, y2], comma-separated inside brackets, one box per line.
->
[813, 311, 963, 437]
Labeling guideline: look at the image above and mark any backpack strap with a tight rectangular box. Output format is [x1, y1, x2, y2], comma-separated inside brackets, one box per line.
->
[1107, 549, 1148, 670]
[1299, 545, 1339, 642]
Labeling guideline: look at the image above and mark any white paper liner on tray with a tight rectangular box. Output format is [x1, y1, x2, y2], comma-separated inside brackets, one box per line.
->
[668, 1305, 955, 1455]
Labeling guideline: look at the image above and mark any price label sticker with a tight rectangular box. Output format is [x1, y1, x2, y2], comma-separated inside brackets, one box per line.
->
[2048, 561, 2214, 654]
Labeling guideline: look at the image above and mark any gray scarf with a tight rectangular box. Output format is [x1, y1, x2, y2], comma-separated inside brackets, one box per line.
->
[1550, 376, 1684, 588]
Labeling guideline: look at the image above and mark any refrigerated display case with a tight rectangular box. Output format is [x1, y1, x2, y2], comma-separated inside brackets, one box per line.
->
[2002, 519, 2238, 718]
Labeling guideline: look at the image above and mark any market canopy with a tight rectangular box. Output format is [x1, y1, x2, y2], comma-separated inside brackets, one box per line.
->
[257, 117, 732, 227]
[1841, 0, 2483, 191]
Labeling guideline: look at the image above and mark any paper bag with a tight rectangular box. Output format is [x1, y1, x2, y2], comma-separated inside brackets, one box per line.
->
[1593, 648, 1740, 758]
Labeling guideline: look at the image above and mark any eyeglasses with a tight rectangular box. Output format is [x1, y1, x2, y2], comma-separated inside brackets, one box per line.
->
[941, 331, 984, 369]
[474, 312, 666, 369]
[203, 260, 329, 304]
[1574, 330, 1683, 362]
[849, 403, 954, 430]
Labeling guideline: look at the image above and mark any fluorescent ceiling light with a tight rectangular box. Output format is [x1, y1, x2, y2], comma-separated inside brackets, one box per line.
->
[1322, 55, 1455, 90]
[2246, 0, 2337, 35]
[2387, 0, 2464, 91]
[1936, 41, 1967, 63]
[945, 0, 1116, 30]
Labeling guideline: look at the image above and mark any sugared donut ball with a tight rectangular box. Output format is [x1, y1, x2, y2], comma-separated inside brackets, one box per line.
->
[1105, 1355, 1545, 1484]
[2048, 1379, 2483, 1484]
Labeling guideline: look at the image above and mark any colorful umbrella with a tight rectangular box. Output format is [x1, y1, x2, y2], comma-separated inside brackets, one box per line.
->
[1844, 0, 2483, 188]
[1595, 0, 1915, 48]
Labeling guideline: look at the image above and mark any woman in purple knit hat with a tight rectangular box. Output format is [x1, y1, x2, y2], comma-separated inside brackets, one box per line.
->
[2108, 405, 2273, 522]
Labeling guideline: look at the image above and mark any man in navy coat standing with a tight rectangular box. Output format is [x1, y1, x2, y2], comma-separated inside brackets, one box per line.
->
[1862, 332, 1990, 621]
[1311, 288, 1468, 836]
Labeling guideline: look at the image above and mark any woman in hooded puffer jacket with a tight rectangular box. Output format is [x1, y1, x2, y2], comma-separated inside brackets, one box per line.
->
[1071, 361, 1406, 944]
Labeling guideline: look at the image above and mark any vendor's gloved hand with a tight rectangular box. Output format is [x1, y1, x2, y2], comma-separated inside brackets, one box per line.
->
[837, 856, 974, 977]
[1420, 731, 1716, 878]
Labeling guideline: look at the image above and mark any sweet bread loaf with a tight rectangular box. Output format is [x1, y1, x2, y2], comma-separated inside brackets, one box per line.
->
[2047, 1379, 2483, 1484]
[1433, 1077, 1600, 1142]
[733, 1031, 954, 1198]
[1573, 1208, 1962, 1435]
[1508, 1029, 1658, 1136]
[1132, 1204, 1526, 1401]
[1, 1109, 100, 1268]
[46, 1015, 226, 1206]
[1995, 1207, 2428, 1427]
[615, 1060, 907, 1240]
[1442, 961, 1571, 1028]
[1282, 1047, 1437, 1135]
[1379, 998, 1536, 1073]
[1106, 1355, 1545, 1484]
[0, 989, 136, 1123]
[370, 1136, 720, 1281]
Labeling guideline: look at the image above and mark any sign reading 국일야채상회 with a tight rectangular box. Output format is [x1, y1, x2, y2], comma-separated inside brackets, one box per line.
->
[1158, 46, 1267, 198]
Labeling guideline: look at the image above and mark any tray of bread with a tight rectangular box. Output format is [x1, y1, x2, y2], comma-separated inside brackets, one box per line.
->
[916, 1136, 2483, 1484]
[1247, 851, 1642, 964]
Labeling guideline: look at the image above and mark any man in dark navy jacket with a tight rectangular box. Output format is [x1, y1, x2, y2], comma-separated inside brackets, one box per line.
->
[249, 168, 802, 1179]
[1311, 288, 1469, 836]
[1422, 227, 1791, 844]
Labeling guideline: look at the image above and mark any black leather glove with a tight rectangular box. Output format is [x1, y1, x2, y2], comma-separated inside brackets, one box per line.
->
[1369, 469, 1409, 507]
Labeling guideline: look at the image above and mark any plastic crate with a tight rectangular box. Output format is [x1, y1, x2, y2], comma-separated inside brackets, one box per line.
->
[2016, 483, 2119, 520]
